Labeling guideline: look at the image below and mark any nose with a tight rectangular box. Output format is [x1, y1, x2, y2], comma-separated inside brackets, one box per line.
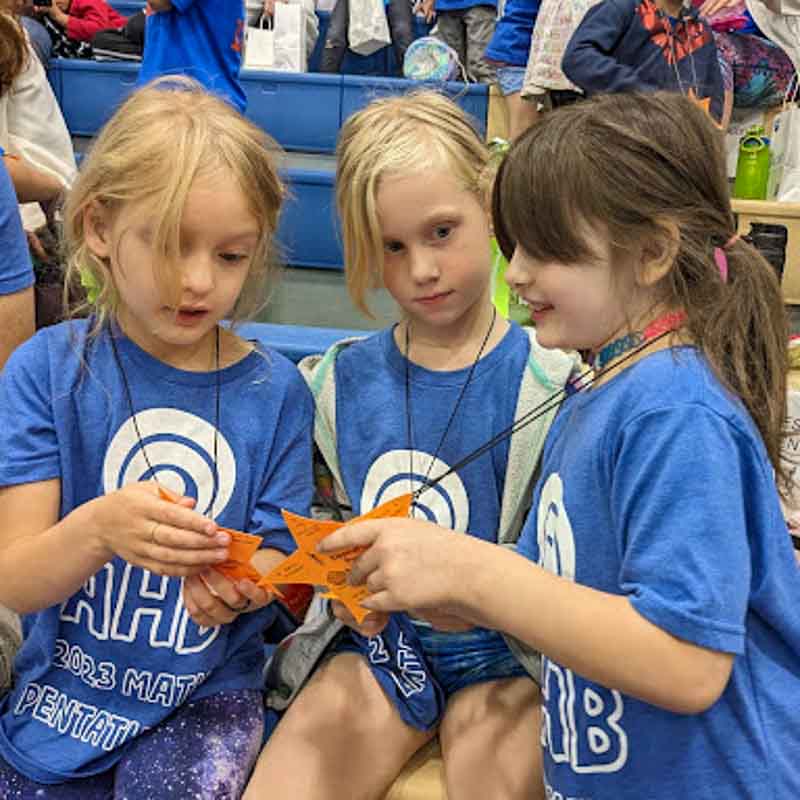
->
[408, 245, 440, 285]
[180, 255, 215, 297]
[505, 247, 530, 291]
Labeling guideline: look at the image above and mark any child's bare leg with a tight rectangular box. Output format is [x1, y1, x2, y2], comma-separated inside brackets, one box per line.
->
[244, 653, 434, 800]
[439, 677, 544, 800]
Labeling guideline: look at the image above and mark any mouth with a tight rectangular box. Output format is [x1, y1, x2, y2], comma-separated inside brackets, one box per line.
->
[416, 291, 453, 305]
[521, 299, 554, 319]
[168, 306, 210, 325]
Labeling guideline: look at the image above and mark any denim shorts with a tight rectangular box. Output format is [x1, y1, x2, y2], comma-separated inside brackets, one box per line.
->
[333, 614, 529, 731]
[496, 65, 526, 96]
[412, 621, 529, 697]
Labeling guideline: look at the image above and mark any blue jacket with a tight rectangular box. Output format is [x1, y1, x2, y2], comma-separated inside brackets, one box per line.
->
[485, 0, 540, 66]
[563, 0, 724, 121]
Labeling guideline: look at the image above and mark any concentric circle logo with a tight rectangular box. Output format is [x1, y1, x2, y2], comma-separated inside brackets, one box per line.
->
[361, 449, 469, 531]
[103, 408, 236, 518]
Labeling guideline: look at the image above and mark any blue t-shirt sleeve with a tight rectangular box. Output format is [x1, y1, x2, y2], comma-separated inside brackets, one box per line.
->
[0, 333, 61, 487]
[612, 404, 754, 655]
[0, 159, 35, 297]
[563, 0, 659, 94]
[248, 365, 314, 555]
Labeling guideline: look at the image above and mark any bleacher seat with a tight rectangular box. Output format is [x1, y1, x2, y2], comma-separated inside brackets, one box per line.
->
[278, 154, 343, 268]
[235, 321, 365, 362]
[52, 60, 489, 151]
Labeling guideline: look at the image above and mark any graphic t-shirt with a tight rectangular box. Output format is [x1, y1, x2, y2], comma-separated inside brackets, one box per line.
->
[516, 347, 800, 799]
[334, 324, 530, 536]
[0, 321, 313, 782]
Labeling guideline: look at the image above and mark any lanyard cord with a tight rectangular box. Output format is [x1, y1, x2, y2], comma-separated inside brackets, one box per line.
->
[109, 325, 222, 516]
[412, 328, 677, 501]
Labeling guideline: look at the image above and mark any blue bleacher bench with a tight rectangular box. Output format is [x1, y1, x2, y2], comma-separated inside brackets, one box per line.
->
[278, 156, 343, 268]
[234, 322, 367, 362]
[50, 61, 488, 151]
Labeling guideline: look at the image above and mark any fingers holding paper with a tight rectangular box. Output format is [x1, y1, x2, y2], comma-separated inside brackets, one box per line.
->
[318, 518, 479, 621]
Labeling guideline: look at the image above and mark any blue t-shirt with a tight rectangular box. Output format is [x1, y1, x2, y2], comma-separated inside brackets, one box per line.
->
[335, 323, 529, 536]
[0, 321, 313, 783]
[138, 0, 247, 113]
[516, 347, 800, 799]
[0, 154, 34, 298]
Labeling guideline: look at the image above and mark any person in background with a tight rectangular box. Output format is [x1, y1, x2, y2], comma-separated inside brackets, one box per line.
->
[139, 0, 247, 113]
[484, 0, 540, 138]
[27, 0, 127, 58]
[318, 0, 412, 75]
[520, 0, 602, 108]
[0, 151, 34, 370]
[419, 0, 497, 81]
[563, 0, 725, 124]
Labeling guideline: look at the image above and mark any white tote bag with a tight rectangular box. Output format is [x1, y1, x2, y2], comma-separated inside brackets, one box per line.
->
[769, 76, 800, 201]
[348, 0, 391, 57]
[245, 17, 276, 69]
[273, 1, 307, 72]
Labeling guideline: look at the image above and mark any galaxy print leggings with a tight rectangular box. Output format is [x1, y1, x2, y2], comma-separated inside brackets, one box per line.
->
[0, 690, 264, 799]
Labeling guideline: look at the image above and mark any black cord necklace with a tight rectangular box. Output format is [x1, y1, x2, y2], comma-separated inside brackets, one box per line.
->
[404, 307, 497, 503]
[412, 328, 677, 502]
[109, 324, 222, 517]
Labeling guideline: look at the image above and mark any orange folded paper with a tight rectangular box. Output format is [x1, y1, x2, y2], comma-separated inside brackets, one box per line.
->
[157, 485, 413, 623]
[258, 493, 413, 624]
[157, 486, 264, 583]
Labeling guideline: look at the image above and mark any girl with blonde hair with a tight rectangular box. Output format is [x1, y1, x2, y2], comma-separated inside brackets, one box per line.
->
[246, 91, 580, 800]
[0, 78, 314, 799]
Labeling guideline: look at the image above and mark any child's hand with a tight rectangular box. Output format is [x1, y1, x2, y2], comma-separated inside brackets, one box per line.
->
[319, 518, 475, 617]
[89, 481, 229, 577]
[183, 569, 273, 628]
[330, 599, 389, 637]
[414, 0, 435, 22]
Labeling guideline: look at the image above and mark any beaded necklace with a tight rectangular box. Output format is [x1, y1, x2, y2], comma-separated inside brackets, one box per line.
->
[590, 310, 688, 372]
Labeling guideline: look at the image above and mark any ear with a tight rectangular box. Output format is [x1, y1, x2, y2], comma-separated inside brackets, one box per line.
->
[83, 201, 113, 261]
[635, 219, 680, 288]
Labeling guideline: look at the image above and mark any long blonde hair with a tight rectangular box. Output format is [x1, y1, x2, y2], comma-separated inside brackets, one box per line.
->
[335, 91, 489, 316]
[63, 77, 284, 334]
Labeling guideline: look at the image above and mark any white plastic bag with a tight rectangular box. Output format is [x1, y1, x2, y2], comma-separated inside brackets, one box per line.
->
[770, 77, 800, 201]
[348, 0, 391, 57]
[274, 2, 307, 72]
[245, 5, 307, 72]
[245, 17, 275, 69]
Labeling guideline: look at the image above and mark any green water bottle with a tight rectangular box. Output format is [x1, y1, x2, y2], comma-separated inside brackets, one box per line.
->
[733, 126, 771, 200]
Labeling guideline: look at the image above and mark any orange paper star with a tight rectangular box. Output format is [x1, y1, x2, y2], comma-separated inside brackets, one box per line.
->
[158, 485, 413, 624]
[258, 493, 414, 624]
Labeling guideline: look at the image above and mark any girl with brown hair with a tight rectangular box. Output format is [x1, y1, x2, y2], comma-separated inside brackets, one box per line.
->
[317, 91, 800, 799]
